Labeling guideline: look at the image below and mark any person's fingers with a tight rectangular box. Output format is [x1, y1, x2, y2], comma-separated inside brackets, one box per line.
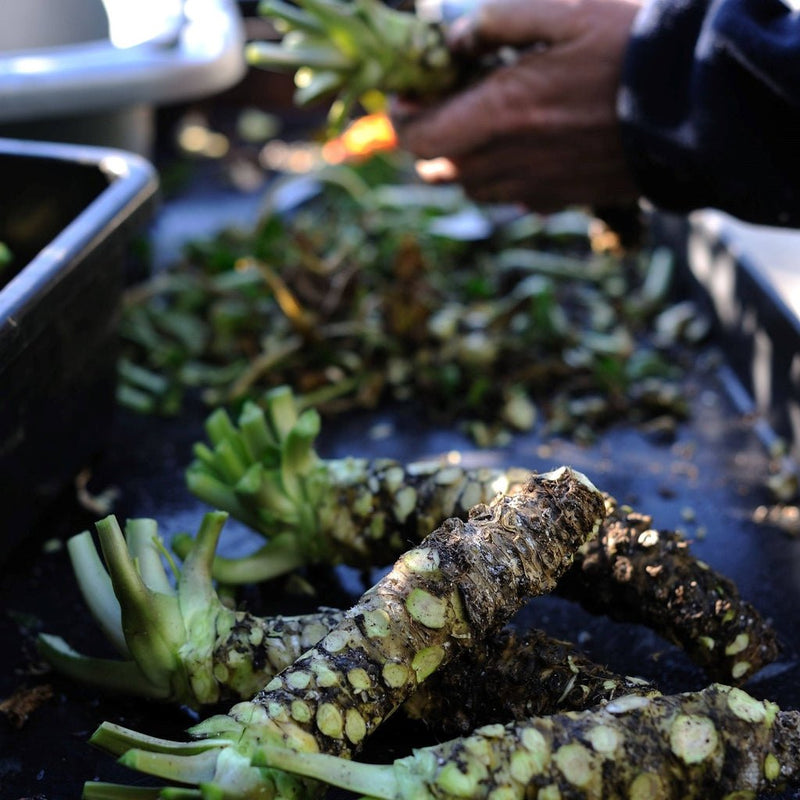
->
[414, 157, 459, 183]
[395, 50, 553, 158]
[465, 177, 568, 212]
[449, 0, 643, 57]
[443, 131, 638, 209]
[395, 88, 491, 158]
[395, 0, 644, 207]
[451, 0, 582, 52]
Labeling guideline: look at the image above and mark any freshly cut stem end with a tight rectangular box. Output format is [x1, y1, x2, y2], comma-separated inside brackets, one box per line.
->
[89, 721, 230, 758]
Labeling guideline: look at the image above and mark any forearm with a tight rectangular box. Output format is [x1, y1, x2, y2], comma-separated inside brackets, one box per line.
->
[619, 0, 800, 226]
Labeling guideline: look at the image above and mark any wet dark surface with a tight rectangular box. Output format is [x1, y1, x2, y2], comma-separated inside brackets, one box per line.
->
[2, 151, 800, 799]
[3, 356, 800, 799]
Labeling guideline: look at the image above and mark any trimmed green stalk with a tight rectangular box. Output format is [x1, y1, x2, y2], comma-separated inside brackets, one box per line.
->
[179, 387, 528, 583]
[249, 0, 459, 129]
[254, 683, 800, 799]
[66, 530, 128, 655]
[39, 513, 345, 707]
[86, 467, 605, 799]
[557, 496, 781, 685]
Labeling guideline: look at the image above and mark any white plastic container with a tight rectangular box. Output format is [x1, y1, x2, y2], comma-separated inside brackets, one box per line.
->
[0, 0, 247, 154]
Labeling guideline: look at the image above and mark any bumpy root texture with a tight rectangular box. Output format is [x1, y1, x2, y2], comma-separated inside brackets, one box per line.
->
[186, 395, 779, 686]
[317, 459, 531, 568]
[557, 496, 781, 684]
[86, 467, 605, 799]
[405, 627, 659, 737]
[241, 466, 606, 758]
[257, 684, 800, 800]
[183, 392, 530, 583]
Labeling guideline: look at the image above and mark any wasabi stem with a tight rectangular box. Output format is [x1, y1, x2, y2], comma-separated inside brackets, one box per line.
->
[86, 468, 605, 800]
[40, 513, 220, 704]
[66, 529, 127, 655]
[180, 386, 528, 583]
[249, 0, 459, 129]
[39, 513, 344, 707]
[256, 683, 800, 799]
[83, 786, 169, 800]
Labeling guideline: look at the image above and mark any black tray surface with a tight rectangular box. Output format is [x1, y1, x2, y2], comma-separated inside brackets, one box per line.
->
[2, 357, 799, 799]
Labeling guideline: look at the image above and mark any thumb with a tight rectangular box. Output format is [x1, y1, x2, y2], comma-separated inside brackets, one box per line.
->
[448, 0, 581, 52]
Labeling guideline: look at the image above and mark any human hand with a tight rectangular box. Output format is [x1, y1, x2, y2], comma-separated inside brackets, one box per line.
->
[392, 0, 643, 212]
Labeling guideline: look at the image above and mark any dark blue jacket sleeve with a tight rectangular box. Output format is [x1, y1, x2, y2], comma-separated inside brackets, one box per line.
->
[618, 0, 800, 227]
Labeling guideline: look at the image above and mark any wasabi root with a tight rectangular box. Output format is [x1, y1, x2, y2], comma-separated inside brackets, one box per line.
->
[38, 512, 344, 707]
[180, 386, 528, 583]
[85, 467, 605, 800]
[183, 391, 779, 684]
[42, 523, 657, 722]
[403, 627, 659, 737]
[557, 496, 781, 684]
[255, 683, 800, 799]
[43, 515, 655, 724]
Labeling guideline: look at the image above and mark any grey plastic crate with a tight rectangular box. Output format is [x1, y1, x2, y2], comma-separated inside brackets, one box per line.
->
[653, 210, 800, 463]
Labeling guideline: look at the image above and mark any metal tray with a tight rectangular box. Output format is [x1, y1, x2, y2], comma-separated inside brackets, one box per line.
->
[2, 187, 799, 799]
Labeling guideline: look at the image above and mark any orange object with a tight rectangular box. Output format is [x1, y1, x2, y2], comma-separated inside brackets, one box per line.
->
[323, 113, 398, 163]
